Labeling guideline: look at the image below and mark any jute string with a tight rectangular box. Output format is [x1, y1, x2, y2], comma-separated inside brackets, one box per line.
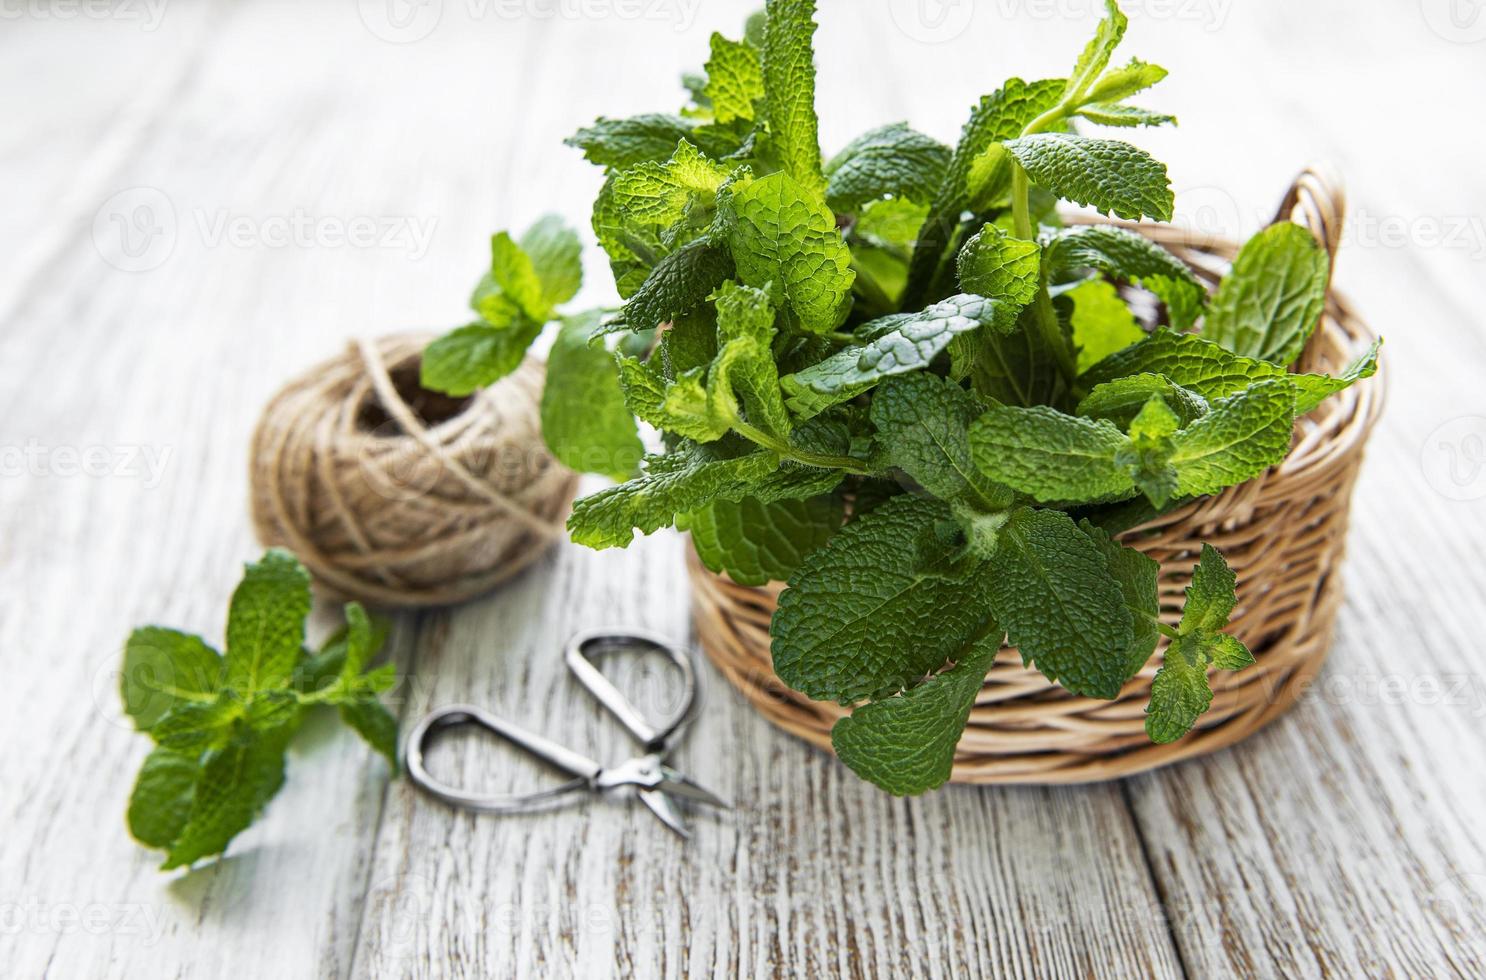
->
[249, 334, 577, 608]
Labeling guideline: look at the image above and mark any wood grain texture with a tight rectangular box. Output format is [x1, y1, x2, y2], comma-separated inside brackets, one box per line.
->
[1, 1, 1483, 977]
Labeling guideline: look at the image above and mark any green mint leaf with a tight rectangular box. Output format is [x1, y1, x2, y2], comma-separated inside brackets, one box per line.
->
[1207, 632, 1254, 670]
[487, 231, 550, 322]
[1179, 543, 1237, 633]
[710, 282, 792, 438]
[1067, 279, 1144, 373]
[567, 445, 778, 549]
[162, 734, 288, 870]
[1047, 224, 1206, 330]
[1081, 329, 1376, 414]
[1085, 57, 1168, 104]
[224, 550, 311, 696]
[1065, 0, 1128, 102]
[620, 236, 735, 333]
[1117, 395, 1181, 505]
[956, 224, 1042, 308]
[1169, 378, 1297, 498]
[613, 140, 731, 226]
[121, 627, 222, 732]
[592, 174, 663, 298]
[1077, 373, 1209, 429]
[905, 77, 1065, 306]
[1004, 134, 1174, 222]
[1145, 633, 1213, 743]
[339, 602, 377, 678]
[566, 114, 703, 170]
[681, 493, 843, 586]
[616, 356, 729, 443]
[420, 318, 543, 397]
[967, 303, 1071, 408]
[870, 373, 1012, 511]
[127, 747, 199, 849]
[770, 495, 999, 703]
[986, 507, 1134, 699]
[151, 696, 245, 754]
[704, 33, 764, 124]
[823, 122, 951, 213]
[968, 405, 1132, 503]
[1080, 520, 1161, 678]
[1203, 222, 1331, 366]
[518, 215, 583, 311]
[854, 197, 930, 248]
[781, 294, 1013, 418]
[542, 312, 643, 481]
[830, 633, 997, 795]
[339, 699, 400, 772]
[1077, 103, 1176, 129]
[761, 0, 826, 197]
[727, 171, 854, 333]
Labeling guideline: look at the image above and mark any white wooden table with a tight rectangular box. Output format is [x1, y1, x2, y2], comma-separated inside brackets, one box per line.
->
[3, 1, 1484, 976]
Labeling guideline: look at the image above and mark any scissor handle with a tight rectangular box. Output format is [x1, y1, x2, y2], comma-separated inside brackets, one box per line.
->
[404, 704, 600, 814]
[564, 628, 699, 753]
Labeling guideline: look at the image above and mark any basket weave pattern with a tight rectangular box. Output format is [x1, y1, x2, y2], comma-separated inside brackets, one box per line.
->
[687, 169, 1385, 784]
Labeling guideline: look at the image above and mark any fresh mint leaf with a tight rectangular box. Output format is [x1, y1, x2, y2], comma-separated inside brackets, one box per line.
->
[617, 356, 729, 443]
[1067, 279, 1145, 373]
[870, 373, 1013, 512]
[421, 318, 543, 397]
[1169, 378, 1297, 497]
[566, 114, 705, 170]
[681, 493, 843, 586]
[761, 0, 826, 197]
[704, 33, 764, 124]
[542, 312, 643, 481]
[986, 507, 1133, 699]
[905, 77, 1065, 306]
[613, 140, 731, 226]
[824, 122, 950, 213]
[1004, 134, 1174, 222]
[567, 445, 778, 549]
[592, 174, 663, 298]
[1117, 395, 1182, 505]
[968, 405, 1132, 503]
[727, 171, 854, 333]
[1046, 224, 1206, 330]
[781, 294, 1013, 418]
[1080, 520, 1161, 678]
[1076, 373, 1209, 429]
[710, 281, 792, 437]
[956, 224, 1042, 308]
[124, 553, 398, 869]
[770, 495, 999, 703]
[830, 632, 997, 795]
[1077, 103, 1176, 128]
[518, 215, 583, 311]
[121, 627, 222, 732]
[1085, 58, 1168, 104]
[127, 748, 199, 849]
[1064, 0, 1128, 102]
[1145, 633, 1213, 743]
[620, 236, 736, 333]
[339, 699, 400, 771]
[1202, 222, 1330, 366]
[485, 231, 549, 322]
[1181, 543, 1238, 633]
[224, 550, 311, 695]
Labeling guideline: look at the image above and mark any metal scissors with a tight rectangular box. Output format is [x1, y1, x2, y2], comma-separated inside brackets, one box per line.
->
[404, 628, 727, 838]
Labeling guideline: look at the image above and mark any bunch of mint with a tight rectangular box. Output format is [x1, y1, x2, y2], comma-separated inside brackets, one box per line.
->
[424, 0, 1380, 794]
[121, 551, 397, 869]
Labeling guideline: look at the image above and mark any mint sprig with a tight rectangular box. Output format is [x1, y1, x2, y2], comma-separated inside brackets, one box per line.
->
[417, 0, 1382, 794]
[121, 550, 398, 870]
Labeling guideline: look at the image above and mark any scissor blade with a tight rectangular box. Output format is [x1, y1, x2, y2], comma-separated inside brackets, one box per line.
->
[638, 788, 690, 839]
[660, 767, 729, 809]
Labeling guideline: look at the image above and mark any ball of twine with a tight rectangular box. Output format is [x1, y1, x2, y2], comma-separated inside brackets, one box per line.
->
[249, 333, 577, 608]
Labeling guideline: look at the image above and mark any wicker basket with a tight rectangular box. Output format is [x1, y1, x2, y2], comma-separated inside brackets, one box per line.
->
[687, 168, 1385, 785]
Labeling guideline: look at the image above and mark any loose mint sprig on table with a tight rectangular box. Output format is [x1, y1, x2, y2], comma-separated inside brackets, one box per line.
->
[426, 0, 1381, 794]
[121, 550, 397, 870]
